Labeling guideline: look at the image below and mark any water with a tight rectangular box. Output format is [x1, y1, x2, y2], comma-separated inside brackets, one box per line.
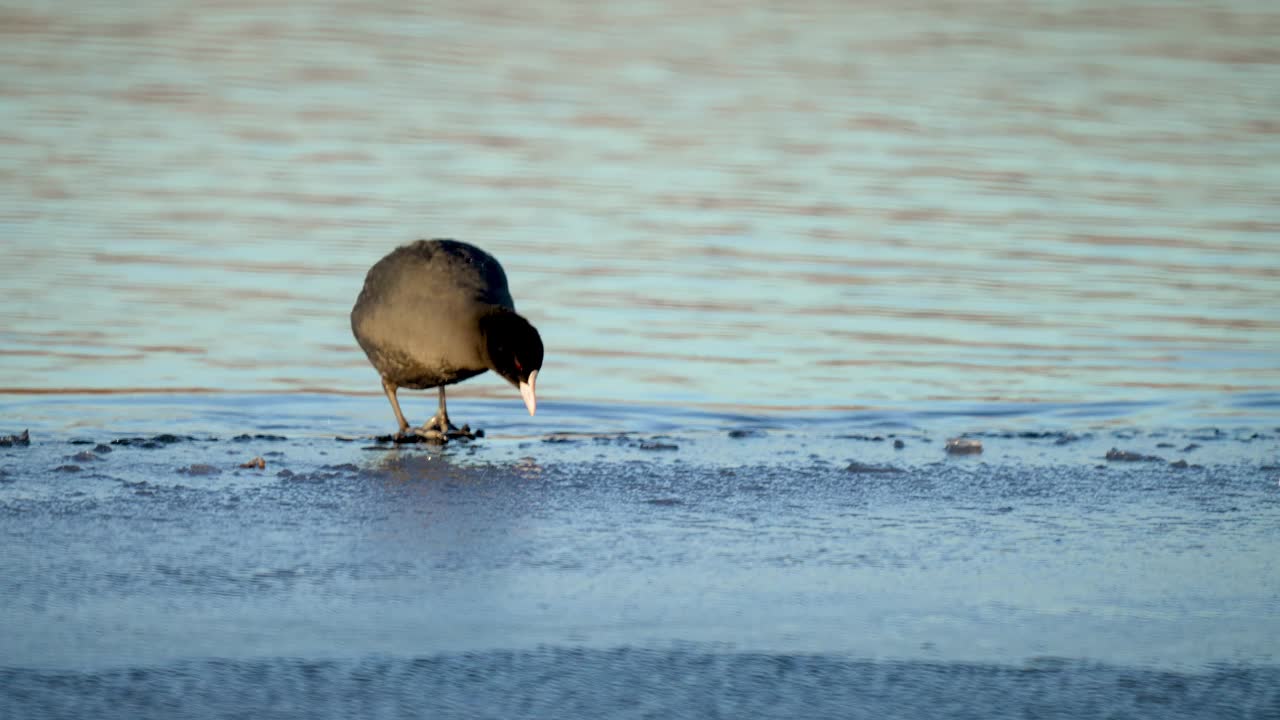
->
[3, 396, 1279, 717]
[2, 0, 1278, 419]
[2, 1, 1280, 717]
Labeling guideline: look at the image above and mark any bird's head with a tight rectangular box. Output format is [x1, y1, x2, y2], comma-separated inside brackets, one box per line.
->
[480, 310, 543, 415]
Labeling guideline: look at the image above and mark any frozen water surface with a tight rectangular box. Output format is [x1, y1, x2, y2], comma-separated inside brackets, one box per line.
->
[3, 396, 1279, 717]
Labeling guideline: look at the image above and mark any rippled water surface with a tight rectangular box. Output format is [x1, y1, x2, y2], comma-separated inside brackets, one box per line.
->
[3, 2, 1280, 717]
[2, 0, 1278, 424]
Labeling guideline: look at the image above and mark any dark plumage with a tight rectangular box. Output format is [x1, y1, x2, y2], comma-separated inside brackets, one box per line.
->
[351, 239, 543, 438]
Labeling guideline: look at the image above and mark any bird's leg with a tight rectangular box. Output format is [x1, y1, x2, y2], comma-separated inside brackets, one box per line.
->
[417, 387, 480, 440]
[381, 377, 411, 434]
[420, 387, 456, 433]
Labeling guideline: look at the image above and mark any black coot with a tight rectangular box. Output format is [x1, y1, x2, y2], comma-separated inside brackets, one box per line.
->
[351, 239, 543, 439]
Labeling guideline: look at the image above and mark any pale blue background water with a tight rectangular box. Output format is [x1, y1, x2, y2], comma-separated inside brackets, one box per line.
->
[2, 0, 1278, 427]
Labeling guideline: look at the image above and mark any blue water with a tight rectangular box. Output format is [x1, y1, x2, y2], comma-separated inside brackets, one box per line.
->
[1, 0, 1278, 424]
[2, 1, 1280, 717]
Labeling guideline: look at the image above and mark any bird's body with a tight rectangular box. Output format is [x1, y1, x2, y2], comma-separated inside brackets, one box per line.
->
[352, 240, 514, 390]
[351, 239, 542, 440]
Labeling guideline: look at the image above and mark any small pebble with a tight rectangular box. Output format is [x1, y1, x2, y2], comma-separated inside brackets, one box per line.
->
[893, 439, 905, 449]
[179, 464, 222, 476]
[0, 429, 31, 447]
[945, 438, 983, 455]
[1105, 448, 1164, 463]
[845, 462, 902, 474]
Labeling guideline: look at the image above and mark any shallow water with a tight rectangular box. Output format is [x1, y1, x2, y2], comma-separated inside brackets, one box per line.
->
[3, 1, 1280, 717]
[2, 399, 1280, 717]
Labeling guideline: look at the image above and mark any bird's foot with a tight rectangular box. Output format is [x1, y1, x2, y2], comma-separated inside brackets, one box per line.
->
[387, 428, 447, 445]
[377, 419, 485, 446]
[415, 414, 483, 442]
[419, 412, 451, 434]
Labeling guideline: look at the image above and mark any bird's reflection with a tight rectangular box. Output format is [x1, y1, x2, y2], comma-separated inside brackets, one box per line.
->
[361, 446, 543, 485]
[513, 455, 543, 482]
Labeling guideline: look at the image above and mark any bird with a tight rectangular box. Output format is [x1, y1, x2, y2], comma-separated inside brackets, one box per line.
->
[351, 239, 543, 441]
